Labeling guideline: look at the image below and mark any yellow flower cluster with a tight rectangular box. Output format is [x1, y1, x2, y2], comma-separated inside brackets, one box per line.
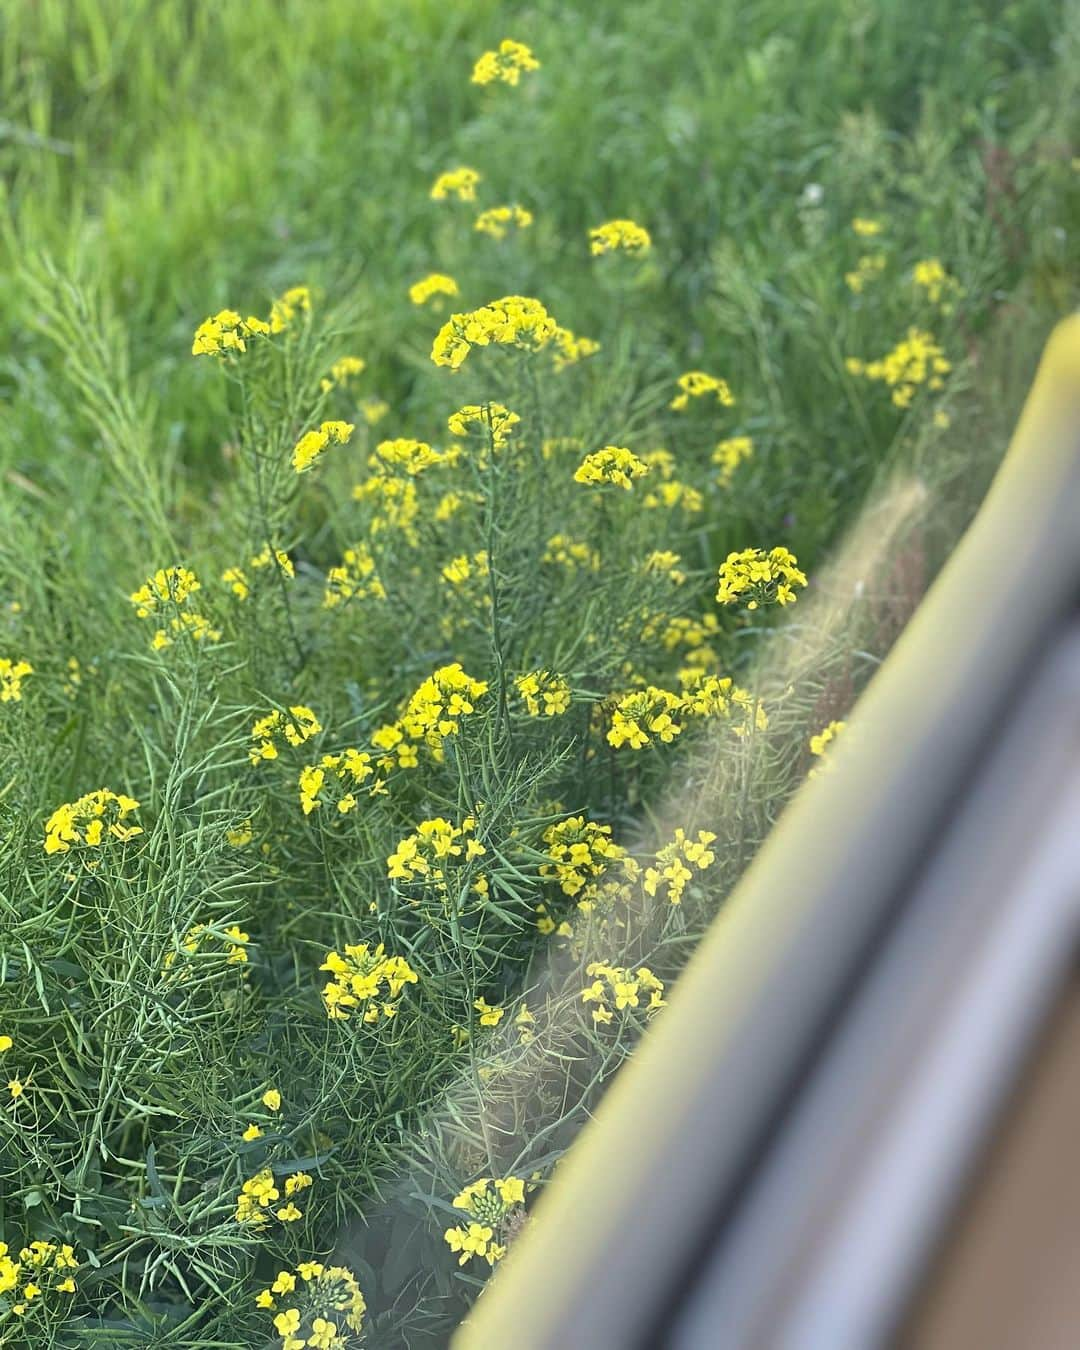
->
[845, 328, 951, 408]
[150, 610, 221, 650]
[162, 921, 250, 974]
[641, 479, 703, 512]
[715, 546, 807, 609]
[913, 257, 962, 310]
[541, 816, 625, 897]
[249, 706, 322, 764]
[713, 435, 754, 488]
[443, 1176, 526, 1268]
[543, 533, 600, 571]
[292, 419, 355, 474]
[474, 996, 504, 1027]
[269, 286, 313, 331]
[431, 295, 557, 369]
[408, 272, 460, 306]
[299, 750, 382, 815]
[320, 942, 419, 1021]
[852, 216, 884, 237]
[642, 549, 685, 584]
[0, 1239, 79, 1319]
[471, 38, 540, 87]
[573, 445, 650, 490]
[589, 218, 652, 256]
[192, 308, 251, 356]
[845, 253, 886, 293]
[678, 670, 768, 735]
[223, 546, 295, 601]
[43, 788, 142, 855]
[440, 550, 489, 587]
[607, 686, 684, 749]
[430, 166, 482, 201]
[130, 565, 201, 617]
[191, 287, 310, 356]
[0, 657, 33, 702]
[323, 543, 385, 609]
[644, 828, 717, 904]
[373, 662, 488, 765]
[809, 718, 846, 777]
[582, 961, 665, 1024]
[670, 370, 735, 411]
[386, 816, 485, 883]
[257, 1261, 366, 1349]
[550, 326, 601, 371]
[447, 402, 520, 450]
[475, 204, 533, 239]
[236, 1168, 312, 1226]
[319, 355, 366, 393]
[515, 670, 571, 716]
[370, 437, 445, 476]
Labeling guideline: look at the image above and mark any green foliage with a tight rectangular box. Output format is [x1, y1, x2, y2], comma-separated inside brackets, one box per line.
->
[0, 0, 1077, 1345]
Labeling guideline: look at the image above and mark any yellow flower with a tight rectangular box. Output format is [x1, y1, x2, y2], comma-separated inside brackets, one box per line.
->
[515, 670, 571, 717]
[589, 218, 652, 256]
[408, 272, 459, 306]
[852, 216, 884, 236]
[471, 38, 540, 86]
[320, 942, 418, 1021]
[475, 204, 533, 240]
[192, 308, 247, 357]
[431, 295, 557, 369]
[670, 370, 734, 411]
[43, 788, 142, 855]
[474, 997, 504, 1027]
[846, 327, 951, 406]
[242, 1123, 263, 1142]
[8, 1079, 24, 1099]
[262, 1088, 282, 1111]
[574, 445, 649, 490]
[0, 1035, 11, 1053]
[0, 658, 33, 703]
[292, 419, 355, 473]
[712, 436, 754, 488]
[430, 166, 481, 201]
[275, 1203, 303, 1222]
[715, 546, 807, 609]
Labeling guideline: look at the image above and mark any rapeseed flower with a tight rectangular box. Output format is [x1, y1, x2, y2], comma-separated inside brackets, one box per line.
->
[292, 419, 355, 473]
[323, 543, 385, 609]
[447, 402, 520, 450]
[431, 295, 557, 369]
[582, 961, 666, 1023]
[0, 657, 33, 702]
[541, 816, 625, 897]
[846, 327, 951, 407]
[573, 445, 649, 489]
[471, 38, 540, 86]
[409, 273, 460, 306]
[320, 942, 418, 1021]
[250, 706, 322, 763]
[515, 670, 571, 716]
[713, 436, 754, 487]
[670, 370, 735, 411]
[43, 788, 142, 855]
[589, 219, 652, 256]
[475, 204, 533, 239]
[715, 546, 807, 609]
[430, 167, 481, 201]
[644, 829, 718, 904]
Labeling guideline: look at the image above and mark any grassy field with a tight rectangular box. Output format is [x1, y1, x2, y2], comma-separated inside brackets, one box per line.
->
[0, 1, 1078, 1345]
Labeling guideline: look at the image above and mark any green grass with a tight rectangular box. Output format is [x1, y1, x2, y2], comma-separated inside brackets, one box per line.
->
[0, 0, 1078, 1345]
